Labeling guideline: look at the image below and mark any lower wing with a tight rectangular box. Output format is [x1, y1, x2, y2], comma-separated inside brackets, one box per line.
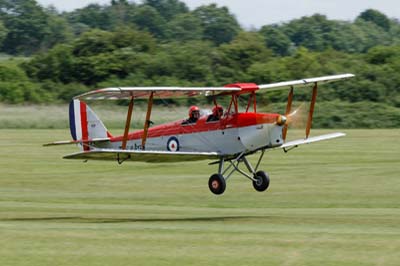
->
[63, 149, 221, 163]
[280, 132, 345, 150]
[59, 133, 344, 163]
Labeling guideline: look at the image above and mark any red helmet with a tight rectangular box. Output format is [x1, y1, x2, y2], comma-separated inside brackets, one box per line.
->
[212, 105, 223, 115]
[189, 106, 200, 118]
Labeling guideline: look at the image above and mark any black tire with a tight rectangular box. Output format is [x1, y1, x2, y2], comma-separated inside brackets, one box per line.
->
[208, 174, 226, 195]
[252, 171, 270, 192]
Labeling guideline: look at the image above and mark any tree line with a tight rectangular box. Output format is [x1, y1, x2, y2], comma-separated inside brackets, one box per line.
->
[0, 0, 399, 127]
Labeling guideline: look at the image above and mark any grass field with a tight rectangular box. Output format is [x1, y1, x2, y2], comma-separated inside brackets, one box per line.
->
[0, 129, 399, 266]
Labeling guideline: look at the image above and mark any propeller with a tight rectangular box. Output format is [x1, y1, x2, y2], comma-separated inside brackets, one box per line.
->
[280, 83, 319, 142]
[276, 103, 306, 135]
[286, 103, 306, 128]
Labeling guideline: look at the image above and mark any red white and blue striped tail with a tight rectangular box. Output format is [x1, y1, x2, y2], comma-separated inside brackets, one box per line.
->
[69, 99, 112, 150]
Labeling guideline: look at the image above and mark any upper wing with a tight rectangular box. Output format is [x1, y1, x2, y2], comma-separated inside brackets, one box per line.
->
[74, 74, 354, 100]
[75, 87, 240, 100]
[280, 132, 346, 150]
[63, 149, 220, 163]
[258, 73, 354, 91]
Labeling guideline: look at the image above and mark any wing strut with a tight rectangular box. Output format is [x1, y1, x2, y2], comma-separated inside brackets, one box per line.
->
[283, 86, 294, 141]
[306, 83, 318, 139]
[122, 96, 134, 150]
[141, 91, 154, 150]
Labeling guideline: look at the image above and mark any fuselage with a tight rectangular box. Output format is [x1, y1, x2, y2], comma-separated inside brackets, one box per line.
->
[95, 112, 284, 155]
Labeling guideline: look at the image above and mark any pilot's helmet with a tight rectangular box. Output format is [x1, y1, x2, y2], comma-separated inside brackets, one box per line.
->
[189, 105, 200, 118]
[212, 105, 223, 116]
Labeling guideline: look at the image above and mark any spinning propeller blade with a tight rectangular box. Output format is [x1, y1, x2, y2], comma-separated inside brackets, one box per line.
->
[282, 82, 319, 142]
[287, 103, 306, 127]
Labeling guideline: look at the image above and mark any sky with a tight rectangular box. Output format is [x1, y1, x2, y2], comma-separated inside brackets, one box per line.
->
[37, 0, 399, 28]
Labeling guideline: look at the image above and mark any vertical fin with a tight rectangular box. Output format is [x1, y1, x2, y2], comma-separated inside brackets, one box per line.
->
[69, 99, 112, 151]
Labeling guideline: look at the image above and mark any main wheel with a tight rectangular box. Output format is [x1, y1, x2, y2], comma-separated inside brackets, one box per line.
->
[252, 171, 270, 192]
[208, 174, 226, 195]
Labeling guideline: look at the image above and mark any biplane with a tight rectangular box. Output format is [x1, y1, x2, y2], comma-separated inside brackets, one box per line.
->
[45, 73, 354, 195]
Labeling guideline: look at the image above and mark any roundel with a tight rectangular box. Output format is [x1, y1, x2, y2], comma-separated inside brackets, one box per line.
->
[167, 137, 179, 152]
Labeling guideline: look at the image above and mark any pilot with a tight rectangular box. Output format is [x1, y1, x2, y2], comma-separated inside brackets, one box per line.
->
[182, 105, 200, 125]
[207, 105, 224, 122]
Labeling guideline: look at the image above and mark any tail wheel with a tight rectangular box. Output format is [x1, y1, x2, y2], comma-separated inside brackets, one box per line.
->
[252, 171, 270, 192]
[208, 174, 226, 195]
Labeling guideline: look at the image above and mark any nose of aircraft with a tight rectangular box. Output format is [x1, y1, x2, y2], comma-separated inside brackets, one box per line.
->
[276, 115, 287, 126]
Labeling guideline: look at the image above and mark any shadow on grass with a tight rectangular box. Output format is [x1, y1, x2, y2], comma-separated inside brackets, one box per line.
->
[1, 215, 270, 223]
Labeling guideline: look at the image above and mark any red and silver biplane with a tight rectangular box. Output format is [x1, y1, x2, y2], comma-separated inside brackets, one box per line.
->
[46, 73, 354, 194]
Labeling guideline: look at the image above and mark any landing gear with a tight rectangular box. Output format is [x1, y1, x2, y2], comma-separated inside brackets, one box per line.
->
[252, 171, 270, 192]
[208, 174, 226, 195]
[208, 150, 271, 195]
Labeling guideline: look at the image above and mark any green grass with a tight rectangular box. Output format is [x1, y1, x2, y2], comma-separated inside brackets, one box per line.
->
[0, 129, 399, 266]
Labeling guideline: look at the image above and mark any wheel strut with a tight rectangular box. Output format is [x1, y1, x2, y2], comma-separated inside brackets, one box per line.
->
[208, 150, 271, 194]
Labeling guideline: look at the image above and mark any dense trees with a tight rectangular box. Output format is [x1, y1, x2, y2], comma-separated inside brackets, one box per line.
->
[23, 27, 157, 85]
[0, 0, 50, 54]
[0, 0, 73, 54]
[144, 0, 188, 20]
[358, 9, 391, 31]
[192, 4, 240, 45]
[0, 0, 399, 127]
[2, 1, 398, 56]
[263, 13, 400, 54]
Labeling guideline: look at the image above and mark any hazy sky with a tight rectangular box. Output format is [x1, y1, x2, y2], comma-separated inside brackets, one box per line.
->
[37, 0, 399, 28]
